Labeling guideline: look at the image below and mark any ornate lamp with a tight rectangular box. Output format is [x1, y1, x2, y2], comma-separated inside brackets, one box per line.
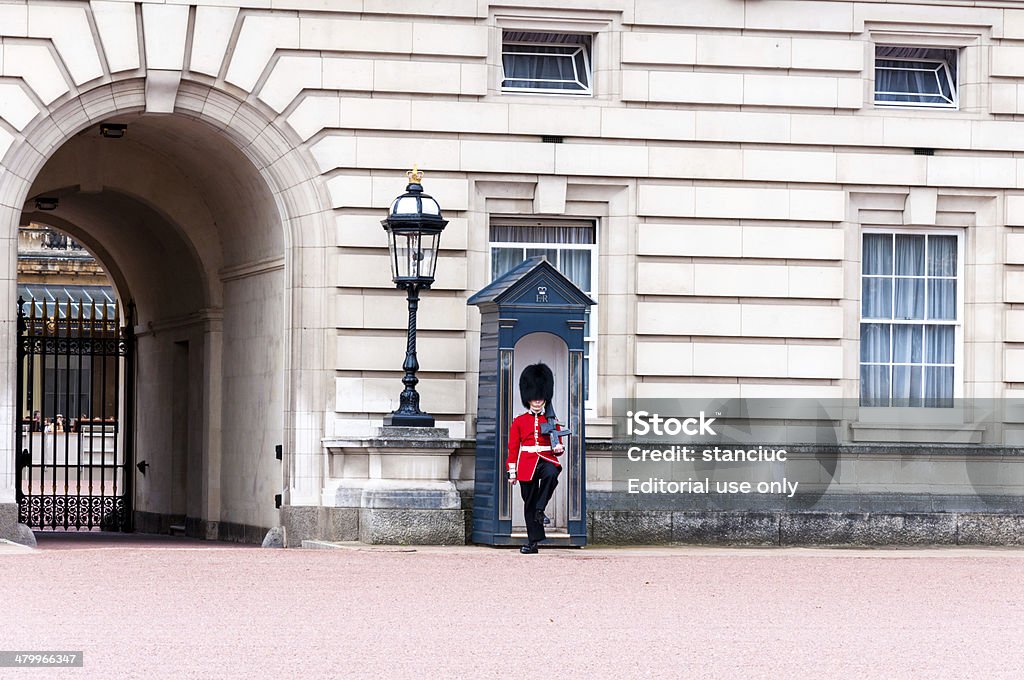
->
[380, 167, 449, 427]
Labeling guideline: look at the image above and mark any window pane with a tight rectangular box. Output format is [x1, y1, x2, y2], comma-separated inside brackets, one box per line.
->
[393, 233, 412, 279]
[525, 248, 558, 264]
[893, 365, 923, 406]
[893, 324, 922, 364]
[860, 323, 890, 363]
[894, 234, 925, 275]
[894, 278, 924, 319]
[927, 280, 956, 320]
[862, 234, 893, 275]
[417, 232, 438, 280]
[874, 47, 957, 107]
[862, 278, 892, 318]
[574, 50, 589, 88]
[927, 235, 957, 276]
[924, 366, 954, 406]
[490, 248, 523, 280]
[860, 365, 891, 406]
[560, 250, 591, 291]
[925, 326, 954, 365]
[876, 61, 949, 103]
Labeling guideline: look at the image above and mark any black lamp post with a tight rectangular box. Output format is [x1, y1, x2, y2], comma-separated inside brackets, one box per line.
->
[381, 167, 448, 427]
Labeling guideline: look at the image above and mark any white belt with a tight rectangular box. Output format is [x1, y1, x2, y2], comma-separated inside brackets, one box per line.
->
[521, 445, 552, 453]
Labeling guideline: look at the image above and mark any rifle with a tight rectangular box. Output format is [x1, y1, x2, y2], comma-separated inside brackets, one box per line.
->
[540, 402, 572, 445]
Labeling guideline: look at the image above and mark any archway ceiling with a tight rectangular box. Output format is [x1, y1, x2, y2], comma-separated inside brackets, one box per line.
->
[109, 113, 284, 267]
[26, 191, 206, 323]
[25, 112, 285, 307]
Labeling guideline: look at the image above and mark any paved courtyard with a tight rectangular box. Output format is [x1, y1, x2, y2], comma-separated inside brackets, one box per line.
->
[1, 534, 1023, 679]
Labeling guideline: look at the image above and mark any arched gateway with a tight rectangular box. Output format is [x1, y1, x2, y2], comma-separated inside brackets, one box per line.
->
[0, 75, 331, 543]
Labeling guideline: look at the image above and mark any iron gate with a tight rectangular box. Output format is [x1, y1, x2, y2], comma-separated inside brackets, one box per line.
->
[15, 296, 134, 531]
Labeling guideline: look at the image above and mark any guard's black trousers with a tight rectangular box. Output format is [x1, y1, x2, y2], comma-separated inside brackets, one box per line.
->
[520, 458, 561, 543]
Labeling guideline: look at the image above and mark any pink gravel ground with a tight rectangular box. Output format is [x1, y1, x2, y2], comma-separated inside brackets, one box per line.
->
[2, 534, 1024, 679]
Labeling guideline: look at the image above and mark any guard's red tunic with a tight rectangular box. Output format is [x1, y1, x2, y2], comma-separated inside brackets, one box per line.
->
[507, 411, 563, 482]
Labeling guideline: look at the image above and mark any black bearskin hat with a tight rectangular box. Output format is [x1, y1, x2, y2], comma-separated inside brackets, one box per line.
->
[519, 363, 554, 408]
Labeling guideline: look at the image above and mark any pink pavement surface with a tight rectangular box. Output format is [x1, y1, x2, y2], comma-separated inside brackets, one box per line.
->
[2, 534, 1024, 679]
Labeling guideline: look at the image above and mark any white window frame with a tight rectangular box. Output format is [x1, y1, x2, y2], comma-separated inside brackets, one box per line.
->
[500, 32, 593, 96]
[858, 227, 965, 409]
[487, 219, 599, 414]
[873, 47, 959, 110]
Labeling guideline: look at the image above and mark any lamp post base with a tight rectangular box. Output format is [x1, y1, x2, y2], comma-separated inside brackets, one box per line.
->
[384, 411, 435, 427]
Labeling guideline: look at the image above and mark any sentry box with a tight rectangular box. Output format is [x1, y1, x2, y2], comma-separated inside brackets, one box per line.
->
[468, 257, 595, 547]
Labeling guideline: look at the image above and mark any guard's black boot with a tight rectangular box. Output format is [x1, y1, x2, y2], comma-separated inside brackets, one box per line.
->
[520, 542, 539, 554]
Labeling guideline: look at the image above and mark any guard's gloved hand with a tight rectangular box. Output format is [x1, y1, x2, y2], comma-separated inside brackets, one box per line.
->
[507, 464, 517, 485]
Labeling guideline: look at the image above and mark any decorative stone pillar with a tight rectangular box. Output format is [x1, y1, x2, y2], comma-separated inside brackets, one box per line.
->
[321, 426, 469, 545]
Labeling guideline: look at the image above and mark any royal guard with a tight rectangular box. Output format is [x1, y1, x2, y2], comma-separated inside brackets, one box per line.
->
[507, 362, 565, 554]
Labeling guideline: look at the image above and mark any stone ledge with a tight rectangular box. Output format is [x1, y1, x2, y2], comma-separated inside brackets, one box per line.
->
[361, 484, 461, 510]
[590, 510, 671, 545]
[323, 426, 473, 452]
[780, 512, 958, 546]
[958, 514, 1024, 545]
[586, 490, 1024, 514]
[674, 511, 780, 546]
[587, 510, 1024, 546]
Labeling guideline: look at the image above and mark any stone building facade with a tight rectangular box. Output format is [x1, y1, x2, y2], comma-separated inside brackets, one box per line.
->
[1, 0, 1024, 546]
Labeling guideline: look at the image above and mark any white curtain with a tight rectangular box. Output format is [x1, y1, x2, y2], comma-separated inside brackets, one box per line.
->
[927, 235, 957, 321]
[894, 234, 924, 319]
[490, 223, 594, 245]
[490, 248, 523, 280]
[490, 246, 591, 292]
[559, 250, 591, 292]
[861, 234, 892, 318]
[924, 325, 955, 406]
[860, 323, 890, 406]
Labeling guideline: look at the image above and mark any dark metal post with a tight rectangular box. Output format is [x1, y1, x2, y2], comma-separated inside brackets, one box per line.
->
[385, 283, 433, 427]
[15, 297, 25, 520]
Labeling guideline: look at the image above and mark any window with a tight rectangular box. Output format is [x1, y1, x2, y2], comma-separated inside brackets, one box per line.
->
[501, 31, 592, 95]
[489, 220, 597, 409]
[860, 232, 960, 407]
[874, 46, 958, 108]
